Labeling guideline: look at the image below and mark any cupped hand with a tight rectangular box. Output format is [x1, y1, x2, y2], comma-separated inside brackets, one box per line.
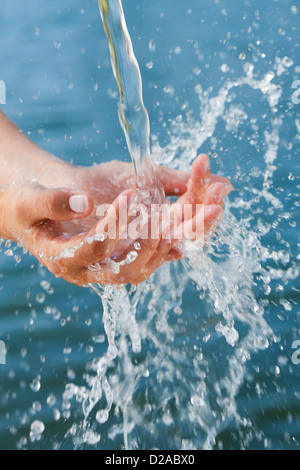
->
[1, 155, 232, 286]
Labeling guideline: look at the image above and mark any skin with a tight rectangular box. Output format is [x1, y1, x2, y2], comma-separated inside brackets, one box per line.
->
[0, 111, 233, 286]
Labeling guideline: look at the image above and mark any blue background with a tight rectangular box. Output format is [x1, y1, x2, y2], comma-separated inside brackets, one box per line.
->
[0, 0, 299, 449]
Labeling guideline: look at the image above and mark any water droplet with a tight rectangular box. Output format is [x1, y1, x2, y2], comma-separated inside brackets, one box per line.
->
[126, 251, 138, 264]
[47, 394, 56, 407]
[194, 84, 202, 95]
[274, 365, 280, 376]
[147, 282, 155, 292]
[291, 5, 298, 15]
[162, 412, 173, 425]
[203, 332, 211, 343]
[30, 379, 41, 392]
[254, 336, 269, 350]
[16, 436, 27, 449]
[20, 348, 27, 358]
[282, 56, 293, 67]
[36, 293, 45, 304]
[278, 355, 288, 367]
[173, 46, 181, 55]
[163, 85, 175, 96]
[288, 172, 295, 181]
[53, 409, 61, 421]
[286, 266, 299, 280]
[31, 401, 42, 413]
[96, 409, 109, 424]
[279, 299, 292, 311]
[191, 394, 205, 407]
[67, 368, 76, 380]
[30, 420, 45, 441]
[220, 64, 230, 73]
[40, 280, 49, 290]
[4, 249, 13, 256]
[174, 306, 182, 315]
[92, 334, 105, 344]
[239, 52, 246, 61]
[149, 39, 156, 52]
[107, 88, 118, 100]
[278, 250, 290, 264]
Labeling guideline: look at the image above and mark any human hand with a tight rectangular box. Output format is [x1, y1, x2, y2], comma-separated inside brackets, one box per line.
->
[0, 154, 232, 286]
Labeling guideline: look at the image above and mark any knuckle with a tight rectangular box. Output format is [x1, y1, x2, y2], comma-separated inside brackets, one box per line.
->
[47, 191, 59, 216]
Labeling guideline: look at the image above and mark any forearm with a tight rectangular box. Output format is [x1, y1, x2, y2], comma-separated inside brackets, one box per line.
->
[0, 110, 73, 188]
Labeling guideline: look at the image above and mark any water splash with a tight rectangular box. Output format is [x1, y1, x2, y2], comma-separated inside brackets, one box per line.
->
[58, 52, 293, 448]
[35, 0, 299, 450]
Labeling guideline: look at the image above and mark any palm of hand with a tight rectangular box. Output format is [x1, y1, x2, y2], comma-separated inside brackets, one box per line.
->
[66, 155, 230, 237]
[7, 154, 231, 285]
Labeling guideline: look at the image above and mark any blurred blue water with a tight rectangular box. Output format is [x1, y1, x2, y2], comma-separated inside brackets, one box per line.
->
[0, 0, 299, 450]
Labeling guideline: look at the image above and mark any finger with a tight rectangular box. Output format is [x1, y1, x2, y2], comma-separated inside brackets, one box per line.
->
[108, 192, 154, 259]
[202, 204, 223, 234]
[175, 204, 223, 242]
[114, 212, 163, 282]
[188, 153, 211, 200]
[209, 175, 233, 195]
[88, 234, 163, 285]
[119, 238, 163, 284]
[154, 164, 190, 196]
[69, 189, 139, 268]
[16, 184, 94, 225]
[204, 182, 226, 206]
[141, 237, 174, 281]
[33, 189, 138, 268]
[176, 154, 211, 205]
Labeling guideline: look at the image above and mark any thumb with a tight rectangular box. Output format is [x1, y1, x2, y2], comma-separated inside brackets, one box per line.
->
[15, 183, 94, 225]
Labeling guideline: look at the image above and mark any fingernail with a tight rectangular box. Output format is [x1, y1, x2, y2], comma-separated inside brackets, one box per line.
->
[69, 195, 89, 213]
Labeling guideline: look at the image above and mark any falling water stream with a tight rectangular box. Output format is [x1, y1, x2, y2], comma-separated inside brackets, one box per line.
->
[98, 0, 164, 203]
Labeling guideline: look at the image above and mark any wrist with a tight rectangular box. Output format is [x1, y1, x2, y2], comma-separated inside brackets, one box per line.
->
[35, 154, 77, 188]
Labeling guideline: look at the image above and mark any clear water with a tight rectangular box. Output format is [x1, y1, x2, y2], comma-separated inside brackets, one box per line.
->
[97, 0, 163, 200]
[98, 0, 149, 174]
[0, 0, 299, 450]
